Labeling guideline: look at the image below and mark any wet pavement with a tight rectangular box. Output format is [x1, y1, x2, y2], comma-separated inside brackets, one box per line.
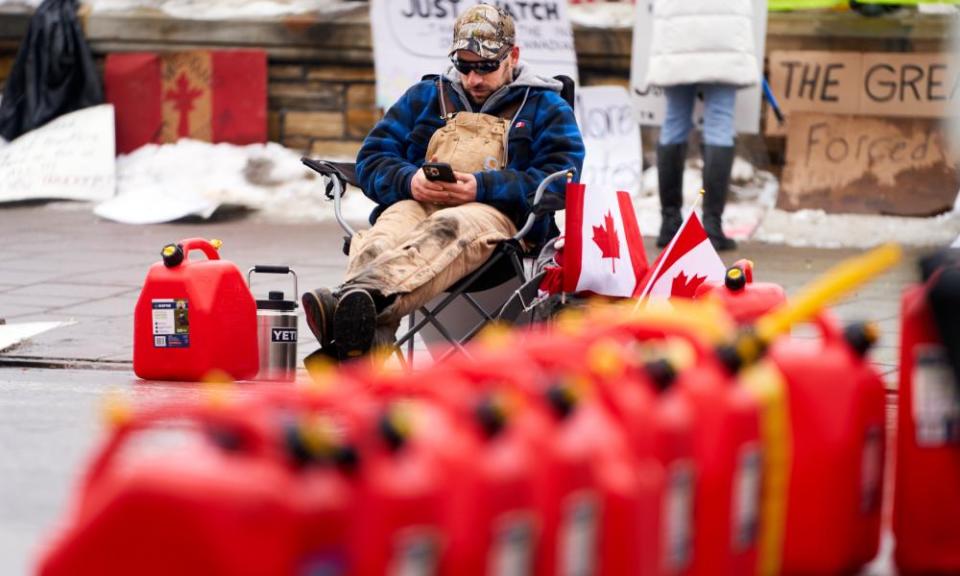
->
[0, 202, 925, 575]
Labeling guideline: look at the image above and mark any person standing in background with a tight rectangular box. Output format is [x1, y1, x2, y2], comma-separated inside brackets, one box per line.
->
[646, 0, 758, 251]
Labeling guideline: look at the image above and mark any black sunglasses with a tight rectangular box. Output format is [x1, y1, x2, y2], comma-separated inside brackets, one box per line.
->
[451, 54, 507, 76]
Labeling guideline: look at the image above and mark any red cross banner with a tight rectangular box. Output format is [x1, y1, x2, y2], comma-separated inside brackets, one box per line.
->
[562, 182, 648, 298]
[105, 51, 267, 155]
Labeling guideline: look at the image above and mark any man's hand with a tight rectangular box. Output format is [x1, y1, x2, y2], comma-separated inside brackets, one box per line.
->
[443, 171, 478, 205]
[410, 168, 448, 204]
[410, 168, 478, 206]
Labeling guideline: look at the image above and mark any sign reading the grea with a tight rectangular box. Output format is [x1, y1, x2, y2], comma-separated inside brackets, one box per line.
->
[370, 0, 578, 108]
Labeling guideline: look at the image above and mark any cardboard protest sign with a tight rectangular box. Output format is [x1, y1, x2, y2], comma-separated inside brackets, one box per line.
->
[766, 51, 960, 134]
[859, 53, 960, 119]
[779, 112, 959, 216]
[105, 51, 267, 155]
[0, 105, 115, 203]
[576, 85, 642, 196]
[369, 0, 578, 108]
[629, 0, 767, 134]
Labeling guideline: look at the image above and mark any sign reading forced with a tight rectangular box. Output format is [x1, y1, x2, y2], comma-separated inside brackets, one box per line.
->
[780, 113, 959, 216]
[369, 0, 578, 108]
[767, 50, 960, 133]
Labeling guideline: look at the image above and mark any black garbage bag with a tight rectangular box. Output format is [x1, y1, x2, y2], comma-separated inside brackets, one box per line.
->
[0, 0, 103, 141]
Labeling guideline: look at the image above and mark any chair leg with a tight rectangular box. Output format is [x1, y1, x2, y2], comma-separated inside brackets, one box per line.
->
[406, 312, 415, 367]
[391, 248, 529, 367]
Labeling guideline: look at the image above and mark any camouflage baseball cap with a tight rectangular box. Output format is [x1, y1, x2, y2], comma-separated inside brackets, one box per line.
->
[448, 4, 516, 60]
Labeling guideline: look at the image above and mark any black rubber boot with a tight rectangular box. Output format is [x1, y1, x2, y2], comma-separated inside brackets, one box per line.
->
[702, 144, 737, 252]
[656, 142, 687, 248]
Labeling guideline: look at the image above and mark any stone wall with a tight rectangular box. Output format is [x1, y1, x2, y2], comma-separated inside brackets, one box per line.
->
[0, 5, 952, 163]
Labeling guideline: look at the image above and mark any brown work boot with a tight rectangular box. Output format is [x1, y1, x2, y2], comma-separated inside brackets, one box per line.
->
[333, 288, 377, 360]
[301, 288, 337, 349]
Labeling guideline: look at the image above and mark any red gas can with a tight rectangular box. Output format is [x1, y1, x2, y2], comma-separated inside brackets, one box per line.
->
[767, 314, 886, 574]
[521, 332, 663, 576]
[350, 367, 539, 576]
[134, 238, 258, 381]
[894, 272, 960, 574]
[603, 317, 762, 576]
[37, 401, 346, 576]
[601, 350, 697, 576]
[270, 387, 447, 576]
[443, 342, 601, 576]
[695, 259, 787, 324]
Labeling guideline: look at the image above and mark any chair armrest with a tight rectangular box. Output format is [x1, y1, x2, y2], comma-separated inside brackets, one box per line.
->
[515, 168, 576, 241]
[301, 158, 360, 198]
[301, 157, 360, 238]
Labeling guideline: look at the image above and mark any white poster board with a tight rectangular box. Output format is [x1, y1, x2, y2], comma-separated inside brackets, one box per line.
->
[576, 85, 642, 195]
[0, 105, 116, 202]
[370, 0, 579, 108]
[629, 0, 767, 134]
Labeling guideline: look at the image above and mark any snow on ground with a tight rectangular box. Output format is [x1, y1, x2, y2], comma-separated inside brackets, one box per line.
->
[95, 139, 376, 225]
[92, 139, 960, 249]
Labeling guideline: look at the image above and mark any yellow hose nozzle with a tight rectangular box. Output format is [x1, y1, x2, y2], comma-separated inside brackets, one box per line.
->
[755, 243, 902, 345]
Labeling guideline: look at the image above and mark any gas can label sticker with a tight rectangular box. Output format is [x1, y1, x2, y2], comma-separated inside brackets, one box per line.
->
[151, 299, 190, 348]
[732, 443, 762, 551]
[389, 530, 438, 576]
[488, 513, 535, 576]
[663, 460, 695, 571]
[860, 425, 884, 514]
[913, 344, 960, 446]
[559, 492, 598, 576]
[271, 328, 298, 342]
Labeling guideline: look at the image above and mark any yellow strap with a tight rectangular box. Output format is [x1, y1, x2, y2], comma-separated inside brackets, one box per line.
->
[741, 361, 792, 576]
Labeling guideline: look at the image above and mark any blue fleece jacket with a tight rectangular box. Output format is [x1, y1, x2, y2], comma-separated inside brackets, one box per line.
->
[355, 65, 585, 246]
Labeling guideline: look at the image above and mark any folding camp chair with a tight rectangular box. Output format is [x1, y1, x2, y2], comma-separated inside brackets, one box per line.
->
[300, 157, 572, 367]
[301, 75, 577, 367]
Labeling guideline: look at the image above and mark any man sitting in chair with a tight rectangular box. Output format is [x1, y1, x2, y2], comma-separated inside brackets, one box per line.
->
[302, 3, 584, 360]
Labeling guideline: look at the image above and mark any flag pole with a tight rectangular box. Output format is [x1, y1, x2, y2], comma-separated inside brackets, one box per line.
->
[632, 188, 707, 310]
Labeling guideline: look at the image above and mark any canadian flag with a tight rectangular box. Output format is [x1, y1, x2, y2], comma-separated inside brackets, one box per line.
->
[635, 210, 726, 300]
[562, 182, 648, 297]
[105, 51, 267, 155]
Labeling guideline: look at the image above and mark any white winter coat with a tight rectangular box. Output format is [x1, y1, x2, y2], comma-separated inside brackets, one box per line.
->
[645, 0, 759, 88]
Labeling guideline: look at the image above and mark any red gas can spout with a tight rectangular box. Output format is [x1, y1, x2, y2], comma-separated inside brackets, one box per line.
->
[724, 267, 747, 292]
[545, 382, 578, 419]
[644, 358, 677, 393]
[843, 321, 879, 358]
[731, 259, 754, 283]
[474, 395, 507, 438]
[161, 243, 184, 268]
[377, 406, 411, 452]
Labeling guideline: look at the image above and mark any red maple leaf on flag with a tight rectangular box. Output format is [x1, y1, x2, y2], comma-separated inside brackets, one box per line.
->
[671, 271, 708, 299]
[592, 211, 621, 273]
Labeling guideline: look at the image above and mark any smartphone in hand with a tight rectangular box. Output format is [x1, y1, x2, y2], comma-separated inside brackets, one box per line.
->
[423, 162, 457, 183]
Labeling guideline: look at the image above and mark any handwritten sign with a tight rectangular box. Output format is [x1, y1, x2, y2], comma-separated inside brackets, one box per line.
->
[0, 105, 116, 203]
[629, 0, 767, 134]
[576, 86, 642, 195]
[779, 112, 959, 216]
[767, 51, 960, 134]
[369, 0, 578, 108]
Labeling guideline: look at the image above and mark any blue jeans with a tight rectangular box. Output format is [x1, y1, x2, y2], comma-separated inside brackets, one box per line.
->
[658, 84, 737, 147]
